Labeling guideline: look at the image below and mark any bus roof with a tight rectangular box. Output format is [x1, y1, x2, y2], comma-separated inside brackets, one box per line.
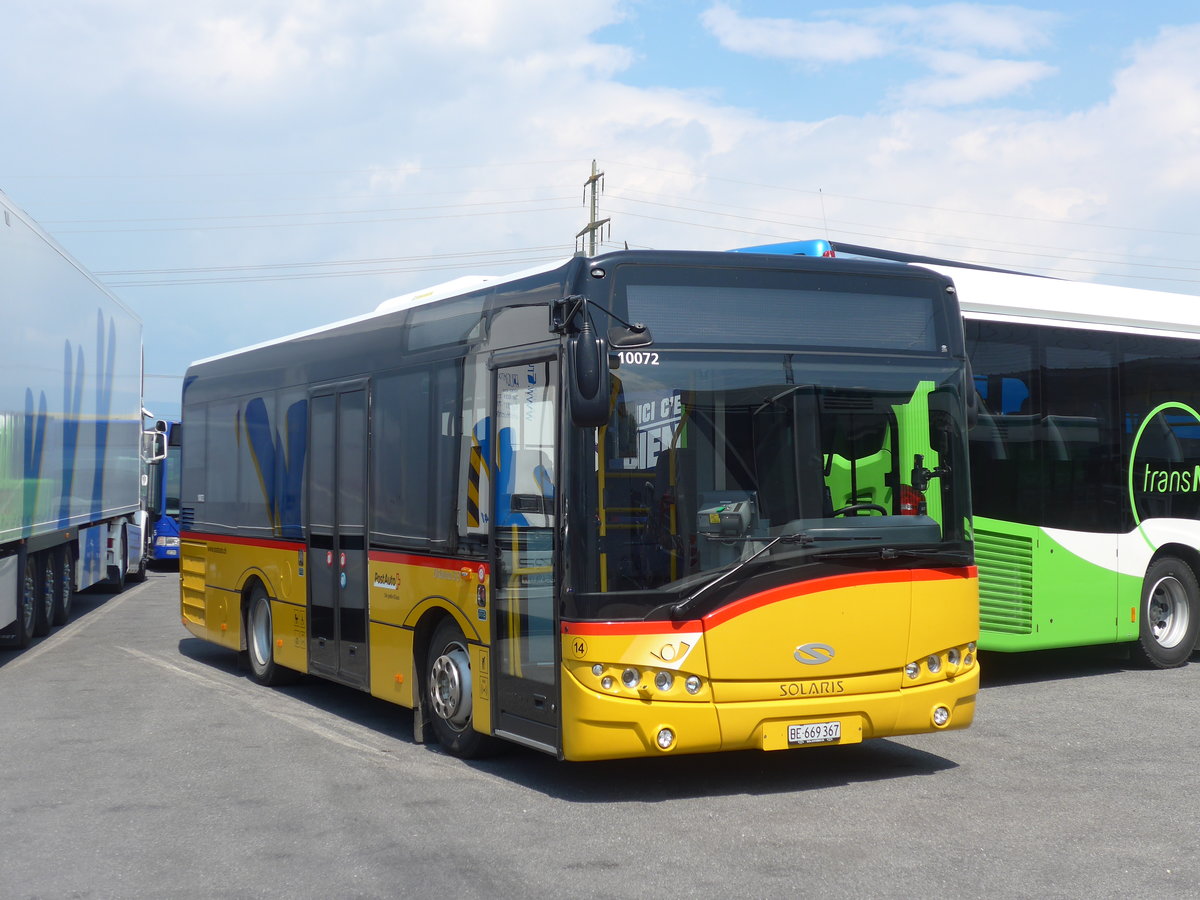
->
[916, 263, 1200, 339]
[735, 240, 1200, 340]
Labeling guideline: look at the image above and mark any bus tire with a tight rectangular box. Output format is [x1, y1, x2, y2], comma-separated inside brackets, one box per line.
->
[1130, 557, 1200, 669]
[33, 551, 55, 637]
[246, 585, 298, 686]
[52, 548, 75, 626]
[425, 618, 493, 758]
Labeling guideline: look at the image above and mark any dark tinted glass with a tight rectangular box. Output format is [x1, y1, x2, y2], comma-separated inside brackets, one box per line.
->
[617, 265, 949, 352]
[1122, 334, 1200, 524]
[968, 319, 1124, 532]
[371, 362, 460, 546]
[966, 320, 1041, 525]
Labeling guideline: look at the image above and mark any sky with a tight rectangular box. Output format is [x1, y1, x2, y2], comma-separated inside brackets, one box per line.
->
[3, 0, 1200, 420]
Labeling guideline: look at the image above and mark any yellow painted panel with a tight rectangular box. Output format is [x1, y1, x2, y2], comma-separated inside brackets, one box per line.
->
[559, 674, 723, 761]
[180, 540, 207, 637]
[704, 578, 912, 681]
[471, 644, 492, 736]
[368, 620, 416, 708]
[271, 599, 308, 673]
[908, 573, 980, 659]
[182, 534, 307, 651]
[369, 552, 489, 642]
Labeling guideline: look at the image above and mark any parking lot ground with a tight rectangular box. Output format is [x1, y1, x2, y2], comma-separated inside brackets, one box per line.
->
[2, 570, 1198, 899]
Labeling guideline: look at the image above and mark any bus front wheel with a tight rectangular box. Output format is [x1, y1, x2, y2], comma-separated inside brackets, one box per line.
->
[425, 619, 492, 758]
[1131, 557, 1200, 669]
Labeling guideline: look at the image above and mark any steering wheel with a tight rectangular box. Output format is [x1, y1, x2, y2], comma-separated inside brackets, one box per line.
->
[832, 502, 888, 517]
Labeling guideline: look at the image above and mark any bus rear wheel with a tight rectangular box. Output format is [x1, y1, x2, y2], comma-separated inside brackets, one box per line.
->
[246, 586, 298, 686]
[425, 619, 493, 758]
[1131, 557, 1200, 669]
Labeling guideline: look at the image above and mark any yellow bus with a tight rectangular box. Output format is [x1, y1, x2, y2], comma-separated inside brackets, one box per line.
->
[179, 249, 978, 760]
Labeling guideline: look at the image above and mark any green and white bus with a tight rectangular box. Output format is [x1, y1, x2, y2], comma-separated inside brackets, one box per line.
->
[739, 240, 1200, 668]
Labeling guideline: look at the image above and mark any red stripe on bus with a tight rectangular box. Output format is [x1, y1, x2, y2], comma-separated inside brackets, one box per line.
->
[180, 531, 303, 552]
[704, 566, 977, 629]
[562, 619, 705, 636]
[562, 566, 976, 636]
[370, 549, 490, 576]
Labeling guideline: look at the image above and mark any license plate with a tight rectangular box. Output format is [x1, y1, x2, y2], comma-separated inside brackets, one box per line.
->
[787, 720, 841, 745]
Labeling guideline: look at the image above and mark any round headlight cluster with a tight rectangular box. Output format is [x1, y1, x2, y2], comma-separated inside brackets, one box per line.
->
[905, 643, 977, 681]
[591, 664, 704, 697]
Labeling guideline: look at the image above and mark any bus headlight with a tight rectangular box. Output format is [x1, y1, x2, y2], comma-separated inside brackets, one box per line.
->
[654, 670, 674, 692]
[933, 706, 951, 727]
[905, 662, 920, 679]
[656, 728, 675, 750]
[685, 675, 702, 695]
[926, 654, 942, 674]
[621, 668, 640, 689]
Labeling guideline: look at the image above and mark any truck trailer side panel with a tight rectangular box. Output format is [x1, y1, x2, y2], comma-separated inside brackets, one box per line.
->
[0, 190, 144, 643]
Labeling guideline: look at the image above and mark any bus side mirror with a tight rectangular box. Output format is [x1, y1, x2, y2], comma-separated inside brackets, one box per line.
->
[568, 315, 611, 428]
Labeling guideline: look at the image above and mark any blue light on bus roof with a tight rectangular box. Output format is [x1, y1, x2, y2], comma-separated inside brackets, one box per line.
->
[730, 239, 834, 257]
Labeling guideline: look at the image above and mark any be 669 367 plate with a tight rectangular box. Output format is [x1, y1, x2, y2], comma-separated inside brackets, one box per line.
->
[787, 720, 841, 745]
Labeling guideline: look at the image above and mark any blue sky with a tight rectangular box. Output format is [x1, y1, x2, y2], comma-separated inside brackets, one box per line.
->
[602, 2, 1200, 117]
[2, 1, 1199, 419]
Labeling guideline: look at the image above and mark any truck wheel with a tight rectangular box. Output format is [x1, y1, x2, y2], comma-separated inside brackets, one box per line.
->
[106, 528, 126, 593]
[246, 586, 298, 686]
[127, 550, 147, 584]
[425, 619, 493, 758]
[51, 548, 75, 626]
[33, 552, 54, 637]
[10, 555, 38, 648]
[1130, 557, 1200, 669]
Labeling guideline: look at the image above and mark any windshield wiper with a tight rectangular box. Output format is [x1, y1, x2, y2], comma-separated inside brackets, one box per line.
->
[668, 532, 816, 620]
[813, 546, 973, 563]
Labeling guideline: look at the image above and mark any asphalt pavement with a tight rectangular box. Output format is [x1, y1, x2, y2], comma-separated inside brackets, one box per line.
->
[1, 570, 1197, 899]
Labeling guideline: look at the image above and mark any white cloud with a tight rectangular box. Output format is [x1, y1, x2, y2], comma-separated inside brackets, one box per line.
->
[867, 3, 1059, 53]
[701, 3, 889, 64]
[701, 2, 1059, 107]
[900, 50, 1055, 106]
[2, 0, 632, 107]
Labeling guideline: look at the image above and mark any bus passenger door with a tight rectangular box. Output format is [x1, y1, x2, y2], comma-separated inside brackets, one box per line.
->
[490, 358, 560, 754]
[307, 385, 369, 688]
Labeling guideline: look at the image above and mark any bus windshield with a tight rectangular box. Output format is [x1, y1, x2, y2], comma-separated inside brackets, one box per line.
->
[566, 351, 969, 620]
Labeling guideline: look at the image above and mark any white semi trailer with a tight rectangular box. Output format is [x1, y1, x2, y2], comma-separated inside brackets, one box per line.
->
[1, 189, 147, 649]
